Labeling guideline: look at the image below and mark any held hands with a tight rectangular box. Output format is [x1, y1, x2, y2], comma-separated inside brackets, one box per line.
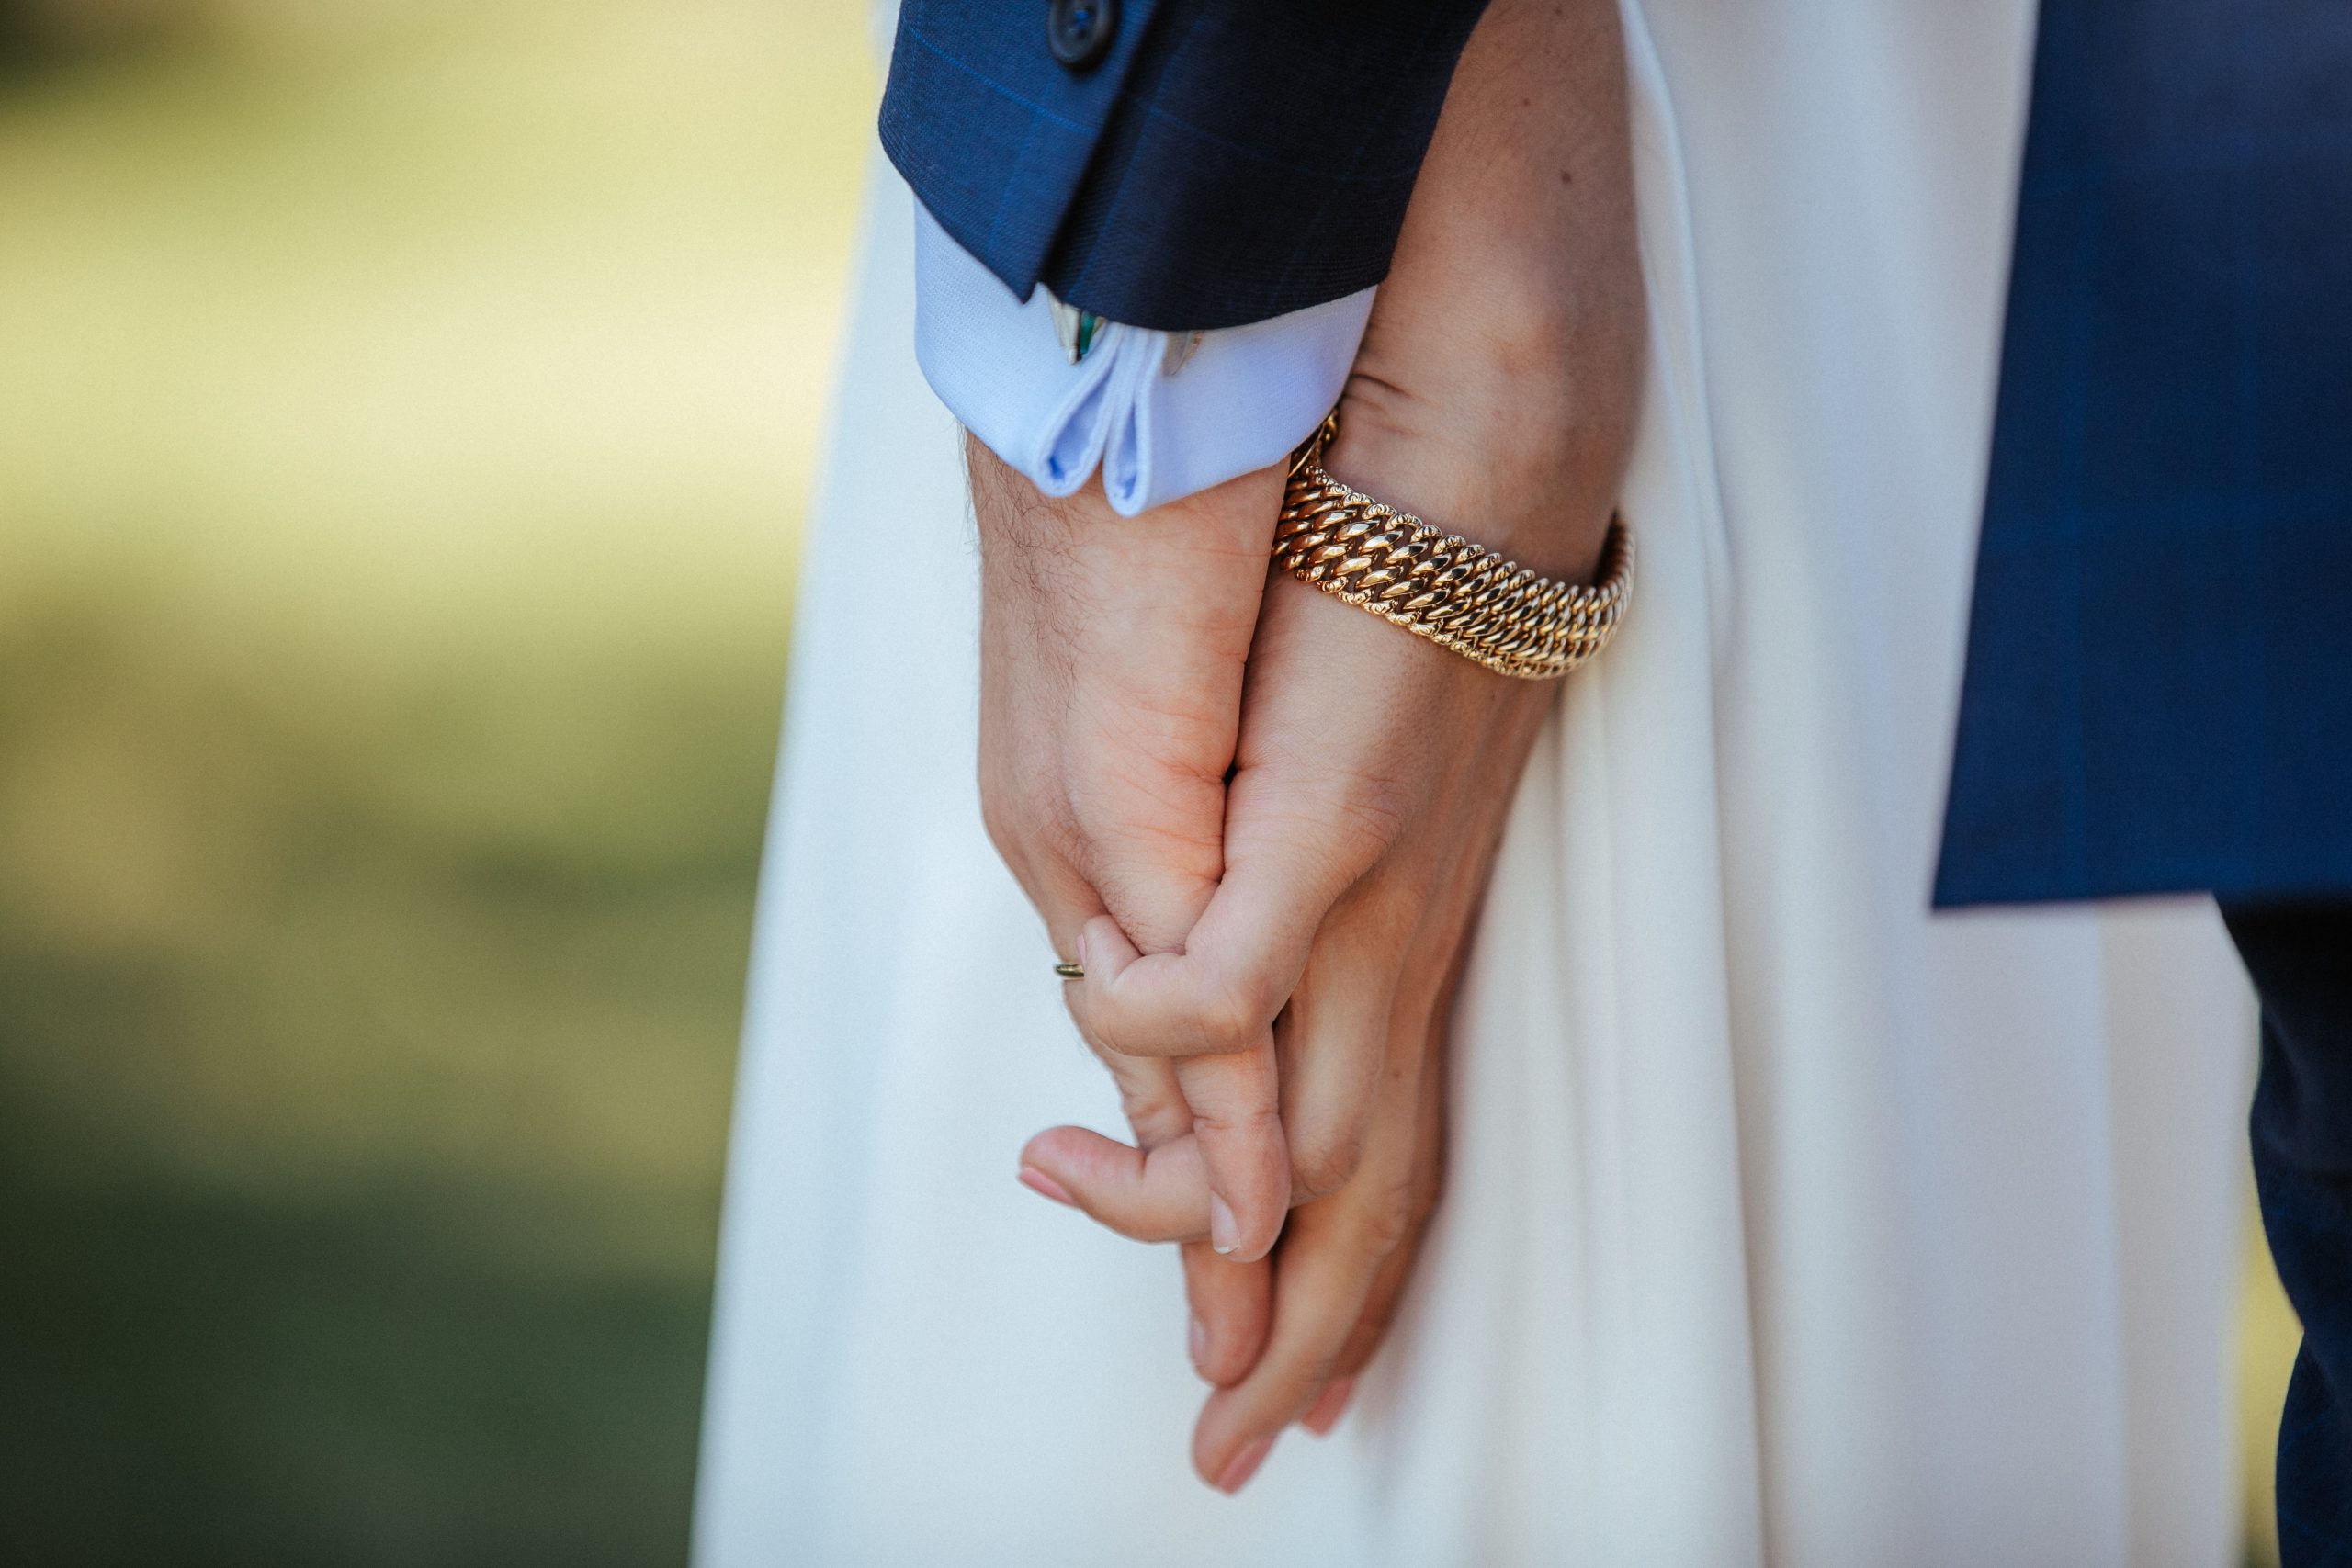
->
[971, 443, 1295, 1272]
[972, 0, 1641, 1495]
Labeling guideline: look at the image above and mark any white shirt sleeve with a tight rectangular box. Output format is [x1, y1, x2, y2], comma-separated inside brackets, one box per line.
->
[911, 205, 1374, 517]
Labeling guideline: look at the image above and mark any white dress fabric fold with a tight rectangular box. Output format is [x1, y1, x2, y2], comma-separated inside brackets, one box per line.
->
[693, 2, 2255, 1562]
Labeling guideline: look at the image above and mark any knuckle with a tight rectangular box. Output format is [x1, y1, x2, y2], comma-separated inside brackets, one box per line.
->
[1288, 1125, 1367, 1201]
[1029, 795, 1092, 874]
[1084, 1007, 1142, 1060]
[1357, 1177, 1423, 1257]
[1087, 998, 1165, 1066]
[1103, 1070, 1186, 1142]
[1189, 976, 1268, 1055]
[1290, 1347, 1349, 1401]
[1192, 1100, 1281, 1140]
[1139, 962, 1266, 1058]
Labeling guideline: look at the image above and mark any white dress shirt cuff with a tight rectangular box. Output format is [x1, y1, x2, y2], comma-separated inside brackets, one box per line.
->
[910, 206, 1374, 517]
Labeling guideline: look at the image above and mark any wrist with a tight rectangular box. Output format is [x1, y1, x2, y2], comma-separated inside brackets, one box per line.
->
[1322, 367, 1618, 587]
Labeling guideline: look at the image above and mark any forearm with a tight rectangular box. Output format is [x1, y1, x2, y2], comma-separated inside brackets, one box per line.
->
[1329, 0, 1644, 587]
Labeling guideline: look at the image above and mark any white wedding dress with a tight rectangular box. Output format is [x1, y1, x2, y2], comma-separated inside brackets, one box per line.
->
[693, 2, 2255, 1563]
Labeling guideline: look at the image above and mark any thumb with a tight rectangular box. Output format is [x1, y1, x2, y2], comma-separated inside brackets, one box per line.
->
[1073, 807, 1375, 1063]
[1058, 919, 1293, 1262]
[1019, 1123, 1212, 1243]
[1018, 1052, 1290, 1265]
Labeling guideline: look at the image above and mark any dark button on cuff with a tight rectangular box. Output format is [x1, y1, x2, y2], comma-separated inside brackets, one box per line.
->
[1047, 0, 1118, 70]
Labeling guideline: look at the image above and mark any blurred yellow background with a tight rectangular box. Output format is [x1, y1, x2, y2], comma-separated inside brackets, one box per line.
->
[0, 0, 863, 1561]
[0, 1, 2303, 1563]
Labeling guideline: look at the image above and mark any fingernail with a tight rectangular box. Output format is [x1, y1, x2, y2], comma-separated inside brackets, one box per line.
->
[1018, 1166, 1075, 1207]
[1188, 1315, 1209, 1374]
[1208, 1194, 1238, 1255]
[1215, 1435, 1275, 1495]
[1076, 927, 1091, 972]
[1302, 1375, 1357, 1436]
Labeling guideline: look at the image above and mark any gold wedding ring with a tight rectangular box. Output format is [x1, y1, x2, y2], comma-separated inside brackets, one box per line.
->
[1053, 961, 1085, 980]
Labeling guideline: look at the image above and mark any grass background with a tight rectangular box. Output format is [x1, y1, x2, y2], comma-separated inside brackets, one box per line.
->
[0, 1, 2303, 1563]
[0, 1, 864, 1562]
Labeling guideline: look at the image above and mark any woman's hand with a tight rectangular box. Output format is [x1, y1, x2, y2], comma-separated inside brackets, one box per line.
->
[1016, 0, 1644, 1487]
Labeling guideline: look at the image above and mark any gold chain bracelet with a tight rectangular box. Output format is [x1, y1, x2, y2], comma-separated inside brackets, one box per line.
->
[1275, 413, 1634, 681]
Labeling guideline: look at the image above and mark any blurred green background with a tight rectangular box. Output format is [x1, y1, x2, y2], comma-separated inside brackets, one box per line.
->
[0, 0, 865, 1561]
[0, 1, 2306, 1564]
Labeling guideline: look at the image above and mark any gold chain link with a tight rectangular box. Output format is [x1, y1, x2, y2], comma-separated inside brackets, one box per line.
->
[1276, 413, 1634, 681]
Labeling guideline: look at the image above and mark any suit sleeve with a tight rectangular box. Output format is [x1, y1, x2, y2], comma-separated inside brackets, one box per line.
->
[880, 0, 1494, 333]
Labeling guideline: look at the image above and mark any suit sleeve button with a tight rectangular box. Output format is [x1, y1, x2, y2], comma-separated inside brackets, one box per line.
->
[1047, 0, 1118, 70]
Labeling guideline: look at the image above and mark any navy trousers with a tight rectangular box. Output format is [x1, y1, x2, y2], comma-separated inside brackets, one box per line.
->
[2227, 901, 2352, 1566]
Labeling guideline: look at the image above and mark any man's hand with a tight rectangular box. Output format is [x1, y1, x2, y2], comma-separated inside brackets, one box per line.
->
[972, 446, 1294, 1269]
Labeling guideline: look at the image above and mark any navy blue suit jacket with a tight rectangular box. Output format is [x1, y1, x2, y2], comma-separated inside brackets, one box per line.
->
[878, 0, 1490, 331]
[1934, 0, 2352, 906]
[882, 0, 2352, 908]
